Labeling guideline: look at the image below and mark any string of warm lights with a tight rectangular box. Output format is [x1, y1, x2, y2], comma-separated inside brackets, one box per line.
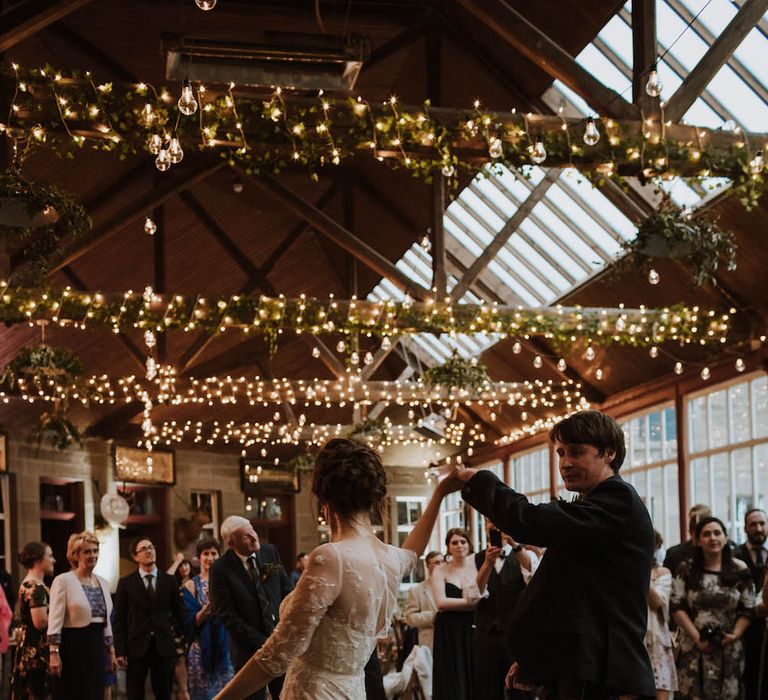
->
[0, 286, 732, 349]
[2, 68, 765, 200]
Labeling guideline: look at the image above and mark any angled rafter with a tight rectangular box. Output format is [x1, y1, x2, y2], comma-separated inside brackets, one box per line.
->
[453, 0, 637, 119]
[48, 158, 226, 274]
[663, 0, 768, 122]
[246, 171, 430, 301]
[450, 168, 560, 301]
[361, 22, 428, 74]
[361, 337, 401, 380]
[308, 336, 346, 379]
[0, 0, 95, 52]
[368, 365, 415, 420]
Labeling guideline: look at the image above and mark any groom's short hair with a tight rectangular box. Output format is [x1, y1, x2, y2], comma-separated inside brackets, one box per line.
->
[220, 515, 252, 546]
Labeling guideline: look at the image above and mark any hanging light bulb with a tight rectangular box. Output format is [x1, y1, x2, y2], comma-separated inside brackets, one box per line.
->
[749, 149, 764, 175]
[735, 358, 746, 373]
[350, 351, 360, 365]
[420, 234, 432, 252]
[674, 361, 684, 375]
[649, 346, 659, 358]
[311, 346, 320, 359]
[441, 162, 455, 178]
[364, 351, 374, 365]
[336, 340, 346, 353]
[556, 358, 567, 372]
[195, 0, 217, 8]
[381, 336, 392, 351]
[145, 356, 157, 381]
[148, 133, 163, 155]
[646, 66, 663, 98]
[648, 268, 660, 285]
[142, 103, 155, 126]
[168, 136, 184, 164]
[144, 217, 157, 236]
[530, 140, 547, 164]
[533, 355, 543, 369]
[584, 346, 596, 362]
[489, 137, 503, 159]
[583, 117, 600, 146]
[142, 285, 154, 303]
[144, 330, 156, 348]
[512, 341, 522, 354]
[155, 148, 171, 172]
[595, 368, 604, 381]
[700, 367, 711, 381]
[177, 79, 198, 116]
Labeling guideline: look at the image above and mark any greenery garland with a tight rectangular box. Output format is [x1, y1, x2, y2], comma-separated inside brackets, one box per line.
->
[0, 171, 91, 280]
[0, 288, 731, 349]
[3, 68, 765, 208]
[616, 199, 737, 287]
[424, 352, 491, 391]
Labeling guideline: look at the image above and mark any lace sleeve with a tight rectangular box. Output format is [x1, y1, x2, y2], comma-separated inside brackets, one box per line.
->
[254, 543, 341, 677]
[396, 547, 417, 579]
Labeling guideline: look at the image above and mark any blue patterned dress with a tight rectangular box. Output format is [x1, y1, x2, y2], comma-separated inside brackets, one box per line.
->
[183, 575, 234, 700]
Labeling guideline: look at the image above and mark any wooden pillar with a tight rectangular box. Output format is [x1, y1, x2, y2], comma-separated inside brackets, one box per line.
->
[675, 385, 688, 543]
[632, 0, 658, 117]
[502, 453, 512, 485]
[548, 442, 558, 501]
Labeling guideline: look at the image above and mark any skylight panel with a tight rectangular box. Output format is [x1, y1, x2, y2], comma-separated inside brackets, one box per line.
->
[486, 259, 540, 305]
[529, 200, 609, 267]
[575, 44, 632, 99]
[518, 219, 584, 280]
[473, 177, 517, 218]
[597, 14, 634, 67]
[683, 97, 728, 128]
[707, 65, 768, 131]
[461, 188, 506, 231]
[445, 218, 484, 257]
[450, 203, 494, 245]
[734, 28, 768, 87]
[494, 167, 541, 201]
[552, 79, 592, 115]
[660, 179, 703, 208]
[506, 237, 570, 292]
[656, 2, 709, 71]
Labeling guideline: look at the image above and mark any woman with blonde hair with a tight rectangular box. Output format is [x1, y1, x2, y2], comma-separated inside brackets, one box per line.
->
[47, 531, 116, 699]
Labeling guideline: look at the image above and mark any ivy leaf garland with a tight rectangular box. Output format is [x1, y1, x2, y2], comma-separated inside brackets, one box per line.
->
[423, 352, 491, 391]
[616, 198, 737, 287]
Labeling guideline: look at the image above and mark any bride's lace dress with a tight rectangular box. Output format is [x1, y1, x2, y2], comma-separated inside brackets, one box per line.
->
[254, 537, 416, 699]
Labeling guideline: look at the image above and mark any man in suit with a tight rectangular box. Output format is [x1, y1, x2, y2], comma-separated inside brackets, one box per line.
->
[403, 551, 443, 651]
[733, 508, 768, 699]
[114, 537, 184, 700]
[209, 515, 291, 700]
[663, 503, 711, 575]
[474, 519, 536, 699]
[448, 410, 656, 699]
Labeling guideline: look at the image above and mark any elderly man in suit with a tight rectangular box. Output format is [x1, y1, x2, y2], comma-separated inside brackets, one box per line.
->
[209, 515, 291, 700]
[114, 537, 184, 700]
[403, 551, 443, 651]
[447, 410, 655, 700]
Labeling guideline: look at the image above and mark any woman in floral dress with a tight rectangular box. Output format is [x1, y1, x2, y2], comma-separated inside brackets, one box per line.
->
[183, 538, 233, 699]
[645, 531, 677, 699]
[671, 517, 754, 699]
[11, 542, 56, 700]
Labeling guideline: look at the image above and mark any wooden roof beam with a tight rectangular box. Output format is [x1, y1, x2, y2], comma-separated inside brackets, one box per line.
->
[0, 0, 94, 52]
[245, 171, 431, 301]
[632, 0, 659, 117]
[663, 0, 768, 122]
[453, 0, 638, 119]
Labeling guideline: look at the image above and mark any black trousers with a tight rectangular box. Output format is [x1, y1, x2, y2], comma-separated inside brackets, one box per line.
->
[364, 649, 386, 700]
[126, 637, 176, 700]
[473, 628, 531, 700]
[744, 621, 766, 699]
[54, 623, 105, 700]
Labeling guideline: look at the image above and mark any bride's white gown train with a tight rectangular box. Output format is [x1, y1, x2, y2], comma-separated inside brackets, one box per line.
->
[254, 538, 416, 699]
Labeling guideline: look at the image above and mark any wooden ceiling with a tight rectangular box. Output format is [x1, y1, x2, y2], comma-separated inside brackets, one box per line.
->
[0, 0, 766, 454]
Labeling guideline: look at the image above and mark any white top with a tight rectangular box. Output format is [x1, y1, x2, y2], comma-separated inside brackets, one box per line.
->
[255, 539, 416, 699]
[48, 570, 114, 642]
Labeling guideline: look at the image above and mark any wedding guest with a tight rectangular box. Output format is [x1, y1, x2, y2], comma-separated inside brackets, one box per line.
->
[671, 516, 754, 699]
[168, 554, 194, 589]
[431, 528, 482, 700]
[114, 537, 184, 700]
[183, 538, 233, 699]
[0, 584, 11, 690]
[474, 520, 535, 699]
[47, 531, 116, 700]
[209, 516, 291, 700]
[403, 551, 443, 651]
[11, 542, 56, 700]
[663, 503, 711, 574]
[645, 531, 677, 700]
[288, 553, 308, 589]
[732, 508, 768, 699]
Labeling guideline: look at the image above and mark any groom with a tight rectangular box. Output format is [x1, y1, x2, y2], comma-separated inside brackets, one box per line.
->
[210, 515, 292, 700]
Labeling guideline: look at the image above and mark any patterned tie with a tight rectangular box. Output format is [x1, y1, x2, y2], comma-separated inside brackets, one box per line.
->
[754, 547, 766, 568]
[248, 555, 275, 632]
[144, 573, 155, 598]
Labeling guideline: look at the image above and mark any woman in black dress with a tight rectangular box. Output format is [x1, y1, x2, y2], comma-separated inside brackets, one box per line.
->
[430, 528, 482, 699]
[11, 542, 56, 700]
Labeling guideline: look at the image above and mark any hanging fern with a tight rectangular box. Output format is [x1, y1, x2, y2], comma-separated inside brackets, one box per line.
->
[423, 351, 490, 391]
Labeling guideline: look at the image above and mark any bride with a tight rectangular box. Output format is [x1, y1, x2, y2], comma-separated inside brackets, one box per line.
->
[214, 437, 452, 699]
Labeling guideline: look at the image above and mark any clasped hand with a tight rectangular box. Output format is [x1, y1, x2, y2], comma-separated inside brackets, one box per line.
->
[436, 464, 478, 495]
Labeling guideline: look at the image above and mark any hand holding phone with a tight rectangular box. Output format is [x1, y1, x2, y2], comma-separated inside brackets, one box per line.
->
[489, 528, 502, 548]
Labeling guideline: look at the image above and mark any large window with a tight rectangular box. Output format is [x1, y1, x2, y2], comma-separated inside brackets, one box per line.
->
[511, 446, 551, 504]
[620, 405, 680, 547]
[688, 373, 768, 543]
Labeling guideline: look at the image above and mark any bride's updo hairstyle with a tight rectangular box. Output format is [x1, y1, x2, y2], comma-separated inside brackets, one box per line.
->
[312, 438, 388, 521]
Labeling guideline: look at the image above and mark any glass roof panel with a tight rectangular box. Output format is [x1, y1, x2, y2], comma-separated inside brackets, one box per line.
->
[517, 219, 584, 280]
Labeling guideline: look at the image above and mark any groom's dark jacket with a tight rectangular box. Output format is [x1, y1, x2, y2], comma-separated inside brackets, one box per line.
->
[209, 545, 291, 668]
[462, 471, 656, 698]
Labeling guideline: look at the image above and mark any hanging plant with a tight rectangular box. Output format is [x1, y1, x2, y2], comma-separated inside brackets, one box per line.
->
[349, 417, 390, 443]
[0, 171, 91, 280]
[3, 343, 84, 450]
[616, 198, 737, 287]
[288, 452, 317, 473]
[424, 351, 491, 391]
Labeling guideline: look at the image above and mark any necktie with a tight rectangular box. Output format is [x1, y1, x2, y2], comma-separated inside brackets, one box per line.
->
[754, 547, 766, 568]
[248, 556, 276, 631]
[145, 574, 155, 597]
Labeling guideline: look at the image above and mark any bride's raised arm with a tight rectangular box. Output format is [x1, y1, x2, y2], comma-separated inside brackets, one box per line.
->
[401, 476, 458, 555]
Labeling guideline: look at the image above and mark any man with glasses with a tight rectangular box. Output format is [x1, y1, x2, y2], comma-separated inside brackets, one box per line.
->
[114, 537, 184, 700]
